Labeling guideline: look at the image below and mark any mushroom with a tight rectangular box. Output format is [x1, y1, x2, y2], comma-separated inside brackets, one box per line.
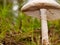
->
[21, 0, 60, 45]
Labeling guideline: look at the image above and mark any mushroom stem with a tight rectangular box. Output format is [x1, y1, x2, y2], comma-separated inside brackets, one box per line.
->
[40, 9, 49, 45]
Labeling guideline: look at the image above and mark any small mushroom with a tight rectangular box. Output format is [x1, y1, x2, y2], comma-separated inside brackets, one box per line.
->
[21, 0, 60, 45]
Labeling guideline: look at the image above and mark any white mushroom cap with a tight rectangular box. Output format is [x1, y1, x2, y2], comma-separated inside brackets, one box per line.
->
[21, 0, 60, 21]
